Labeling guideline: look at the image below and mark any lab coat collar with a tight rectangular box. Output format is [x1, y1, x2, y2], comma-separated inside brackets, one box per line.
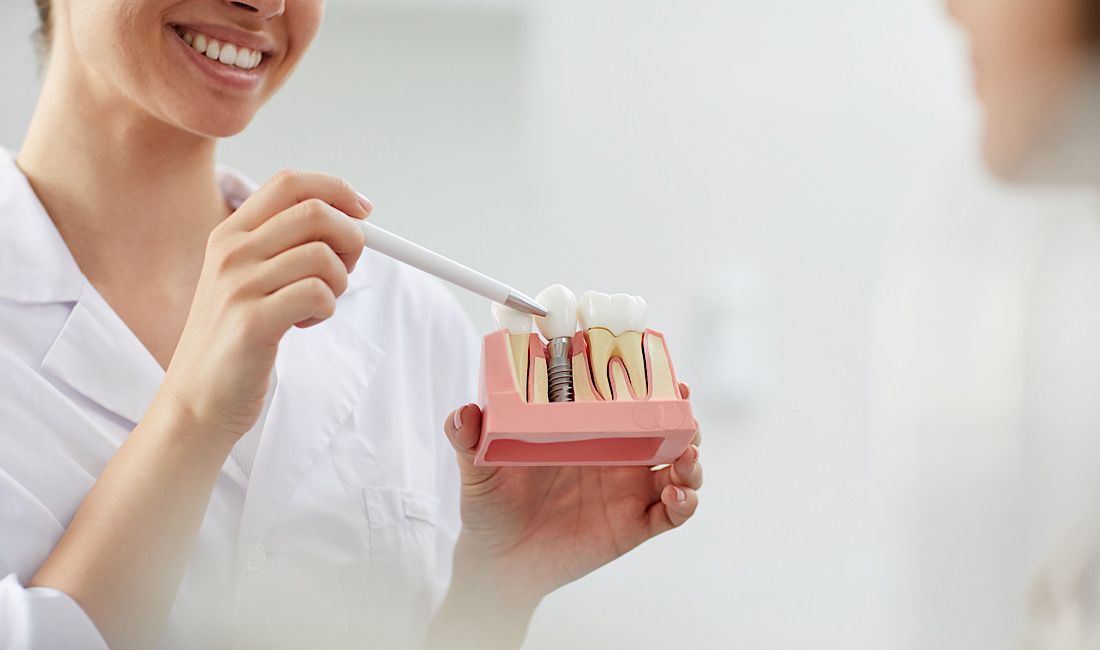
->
[0, 148, 84, 303]
[40, 280, 167, 426]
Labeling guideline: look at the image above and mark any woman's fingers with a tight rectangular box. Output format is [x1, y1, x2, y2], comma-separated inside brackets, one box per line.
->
[647, 485, 700, 535]
[249, 199, 366, 272]
[257, 276, 337, 337]
[230, 169, 372, 232]
[679, 383, 702, 447]
[249, 241, 350, 299]
[651, 444, 703, 494]
[443, 404, 483, 457]
[442, 404, 505, 485]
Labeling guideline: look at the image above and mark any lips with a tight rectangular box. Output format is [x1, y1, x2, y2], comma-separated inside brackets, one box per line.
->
[166, 24, 266, 92]
[176, 26, 263, 70]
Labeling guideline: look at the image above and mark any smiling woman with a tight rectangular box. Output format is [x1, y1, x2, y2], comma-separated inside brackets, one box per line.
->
[0, 1, 702, 649]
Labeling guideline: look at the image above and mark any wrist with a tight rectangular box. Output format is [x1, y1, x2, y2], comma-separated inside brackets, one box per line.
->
[428, 535, 540, 650]
[145, 386, 238, 455]
[452, 534, 543, 613]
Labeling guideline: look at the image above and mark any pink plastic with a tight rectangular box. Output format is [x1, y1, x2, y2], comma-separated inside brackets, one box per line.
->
[473, 328, 697, 466]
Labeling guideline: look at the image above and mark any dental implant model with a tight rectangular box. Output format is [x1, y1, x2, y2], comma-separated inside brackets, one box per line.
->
[534, 284, 578, 403]
[475, 284, 697, 467]
[490, 302, 533, 401]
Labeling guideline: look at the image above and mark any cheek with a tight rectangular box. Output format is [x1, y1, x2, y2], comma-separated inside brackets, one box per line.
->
[282, 2, 325, 67]
[67, 3, 160, 90]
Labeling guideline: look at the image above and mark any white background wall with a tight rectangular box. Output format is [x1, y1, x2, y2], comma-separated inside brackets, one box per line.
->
[0, 1, 979, 647]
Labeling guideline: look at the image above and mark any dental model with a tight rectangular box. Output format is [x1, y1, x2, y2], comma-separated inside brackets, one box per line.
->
[578, 291, 648, 401]
[490, 302, 532, 401]
[534, 285, 578, 403]
[476, 285, 696, 466]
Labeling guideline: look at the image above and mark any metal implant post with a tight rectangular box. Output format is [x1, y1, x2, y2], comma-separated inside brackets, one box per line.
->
[546, 337, 574, 403]
[532, 284, 579, 403]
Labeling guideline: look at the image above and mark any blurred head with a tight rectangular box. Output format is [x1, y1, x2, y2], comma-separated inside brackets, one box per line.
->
[947, 0, 1100, 181]
[34, 0, 324, 138]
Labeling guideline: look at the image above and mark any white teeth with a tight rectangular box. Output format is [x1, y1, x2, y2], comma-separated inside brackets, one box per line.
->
[219, 43, 237, 65]
[579, 291, 650, 400]
[534, 284, 578, 341]
[180, 29, 263, 70]
[577, 291, 648, 336]
[491, 302, 533, 335]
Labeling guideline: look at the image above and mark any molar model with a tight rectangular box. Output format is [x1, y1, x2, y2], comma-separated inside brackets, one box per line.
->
[475, 285, 696, 466]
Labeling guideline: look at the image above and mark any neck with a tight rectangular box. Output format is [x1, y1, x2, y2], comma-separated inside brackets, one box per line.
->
[16, 38, 231, 287]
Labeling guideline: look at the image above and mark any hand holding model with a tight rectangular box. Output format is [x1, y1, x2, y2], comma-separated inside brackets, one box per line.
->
[157, 170, 370, 443]
[431, 285, 703, 648]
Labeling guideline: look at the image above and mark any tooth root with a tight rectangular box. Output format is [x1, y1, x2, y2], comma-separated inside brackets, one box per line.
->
[507, 335, 529, 402]
[584, 328, 615, 401]
[532, 355, 549, 404]
[571, 353, 597, 401]
[647, 334, 678, 400]
[615, 331, 648, 399]
[608, 360, 635, 401]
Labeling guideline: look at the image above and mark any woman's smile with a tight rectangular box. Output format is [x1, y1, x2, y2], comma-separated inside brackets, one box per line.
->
[165, 22, 274, 93]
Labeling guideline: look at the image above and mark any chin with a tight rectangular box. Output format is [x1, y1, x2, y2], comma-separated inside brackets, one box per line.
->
[980, 135, 1024, 182]
[173, 106, 256, 139]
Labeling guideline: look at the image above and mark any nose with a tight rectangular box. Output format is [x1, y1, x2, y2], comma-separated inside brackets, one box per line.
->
[225, 0, 284, 19]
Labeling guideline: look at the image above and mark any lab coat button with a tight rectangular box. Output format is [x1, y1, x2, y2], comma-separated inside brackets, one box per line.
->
[246, 545, 267, 572]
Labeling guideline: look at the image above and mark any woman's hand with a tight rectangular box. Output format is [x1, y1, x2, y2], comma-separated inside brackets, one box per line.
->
[158, 170, 370, 443]
[439, 384, 703, 609]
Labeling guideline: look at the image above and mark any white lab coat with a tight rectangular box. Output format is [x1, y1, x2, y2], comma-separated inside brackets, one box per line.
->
[0, 148, 479, 649]
[870, 148, 1100, 648]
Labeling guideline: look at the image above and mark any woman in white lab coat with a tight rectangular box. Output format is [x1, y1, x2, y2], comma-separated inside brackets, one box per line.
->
[0, 1, 703, 648]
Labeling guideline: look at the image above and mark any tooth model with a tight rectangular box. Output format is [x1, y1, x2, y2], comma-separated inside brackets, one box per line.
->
[534, 284, 578, 403]
[491, 302, 533, 401]
[475, 284, 694, 466]
[578, 291, 648, 400]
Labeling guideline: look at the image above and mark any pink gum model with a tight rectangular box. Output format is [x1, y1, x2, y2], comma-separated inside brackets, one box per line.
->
[473, 329, 697, 466]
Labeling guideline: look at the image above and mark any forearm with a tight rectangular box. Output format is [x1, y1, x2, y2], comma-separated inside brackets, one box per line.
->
[427, 535, 541, 650]
[29, 395, 234, 650]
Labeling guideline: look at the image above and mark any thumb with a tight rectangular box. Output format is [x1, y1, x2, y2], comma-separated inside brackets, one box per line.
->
[442, 404, 499, 481]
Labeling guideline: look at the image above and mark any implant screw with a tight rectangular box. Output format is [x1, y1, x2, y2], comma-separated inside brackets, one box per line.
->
[546, 337, 574, 403]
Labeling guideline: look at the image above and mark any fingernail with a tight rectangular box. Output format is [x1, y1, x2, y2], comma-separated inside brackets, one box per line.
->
[356, 192, 373, 213]
[674, 487, 687, 502]
[691, 446, 700, 465]
[452, 407, 465, 431]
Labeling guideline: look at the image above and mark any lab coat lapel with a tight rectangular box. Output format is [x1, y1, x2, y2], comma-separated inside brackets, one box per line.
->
[40, 280, 165, 428]
[236, 292, 385, 574]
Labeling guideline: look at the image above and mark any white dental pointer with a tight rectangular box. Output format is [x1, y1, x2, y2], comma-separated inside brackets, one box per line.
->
[353, 219, 548, 317]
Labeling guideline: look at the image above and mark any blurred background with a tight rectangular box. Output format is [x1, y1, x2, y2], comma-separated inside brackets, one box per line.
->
[4, 0, 1100, 648]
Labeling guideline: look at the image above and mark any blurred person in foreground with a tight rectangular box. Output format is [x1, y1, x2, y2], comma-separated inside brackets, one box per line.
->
[884, 0, 1100, 646]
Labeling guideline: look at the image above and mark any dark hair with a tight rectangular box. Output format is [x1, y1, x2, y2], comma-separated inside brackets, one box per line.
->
[33, 0, 52, 53]
[1090, 1, 1100, 41]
